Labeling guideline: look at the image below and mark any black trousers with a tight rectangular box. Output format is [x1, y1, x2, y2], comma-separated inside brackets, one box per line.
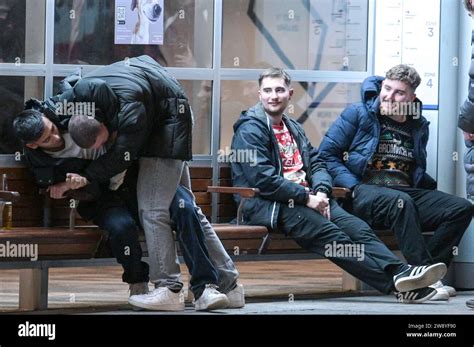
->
[351, 184, 473, 266]
[278, 200, 407, 294]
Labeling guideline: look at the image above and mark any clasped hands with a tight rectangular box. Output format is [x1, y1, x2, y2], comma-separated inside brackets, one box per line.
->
[306, 191, 331, 220]
[47, 173, 89, 199]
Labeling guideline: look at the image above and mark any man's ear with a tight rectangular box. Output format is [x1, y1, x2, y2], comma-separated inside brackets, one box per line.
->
[289, 88, 294, 98]
[25, 143, 38, 149]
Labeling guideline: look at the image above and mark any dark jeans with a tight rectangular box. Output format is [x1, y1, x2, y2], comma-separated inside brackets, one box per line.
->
[170, 186, 219, 299]
[93, 206, 149, 284]
[278, 200, 407, 294]
[351, 184, 473, 266]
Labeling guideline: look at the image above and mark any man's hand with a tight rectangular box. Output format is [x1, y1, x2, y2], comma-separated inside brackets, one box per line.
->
[306, 192, 331, 220]
[47, 182, 70, 199]
[66, 173, 89, 190]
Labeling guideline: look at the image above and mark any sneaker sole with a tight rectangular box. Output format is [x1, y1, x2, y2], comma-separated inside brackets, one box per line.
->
[402, 289, 437, 304]
[395, 263, 447, 292]
[128, 298, 185, 311]
[195, 297, 229, 311]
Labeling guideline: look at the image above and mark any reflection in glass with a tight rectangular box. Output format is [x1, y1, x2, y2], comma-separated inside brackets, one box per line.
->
[0, 77, 44, 154]
[223, 0, 368, 71]
[220, 80, 361, 150]
[180, 80, 212, 155]
[54, 0, 213, 67]
[0, 0, 45, 63]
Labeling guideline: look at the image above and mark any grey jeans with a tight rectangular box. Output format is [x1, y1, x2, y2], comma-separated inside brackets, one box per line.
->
[137, 158, 239, 293]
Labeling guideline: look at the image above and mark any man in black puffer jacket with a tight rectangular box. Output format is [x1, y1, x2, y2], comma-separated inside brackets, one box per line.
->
[13, 56, 244, 311]
[230, 67, 447, 303]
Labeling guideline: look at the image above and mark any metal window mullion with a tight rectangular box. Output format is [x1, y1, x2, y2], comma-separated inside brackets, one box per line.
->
[211, 0, 223, 223]
[44, 0, 55, 98]
[367, 0, 376, 74]
[0, 64, 46, 76]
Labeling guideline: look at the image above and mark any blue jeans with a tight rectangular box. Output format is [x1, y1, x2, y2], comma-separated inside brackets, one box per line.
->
[93, 206, 149, 284]
[170, 186, 219, 299]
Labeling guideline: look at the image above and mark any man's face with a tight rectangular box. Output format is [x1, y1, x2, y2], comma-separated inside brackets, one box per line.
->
[258, 77, 293, 117]
[26, 117, 64, 150]
[379, 79, 416, 116]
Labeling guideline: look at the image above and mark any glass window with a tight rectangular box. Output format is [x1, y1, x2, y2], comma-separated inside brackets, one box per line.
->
[0, 0, 46, 64]
[222, 0, 368, 71]
[0, 76, 44, 154]
[54, 0, 214, 67]
[180, 80, 212, 155]
[219, 80, 361, 149]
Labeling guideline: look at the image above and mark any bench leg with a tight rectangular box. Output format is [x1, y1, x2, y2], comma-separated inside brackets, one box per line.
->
[341, 270, 363, 292]
[19, 267, 49, 311]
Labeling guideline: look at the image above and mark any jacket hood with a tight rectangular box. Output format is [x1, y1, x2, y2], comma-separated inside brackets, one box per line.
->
[233, 102, 272, 133]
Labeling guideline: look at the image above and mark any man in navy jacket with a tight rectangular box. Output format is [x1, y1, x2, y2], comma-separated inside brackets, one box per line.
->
[231, 67, 447, 303]
[319, 64, 472, 300]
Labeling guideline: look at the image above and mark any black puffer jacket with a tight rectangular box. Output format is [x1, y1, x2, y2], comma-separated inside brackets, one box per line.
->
[24, 55, 192, 185]
[231, 102, 333, 231]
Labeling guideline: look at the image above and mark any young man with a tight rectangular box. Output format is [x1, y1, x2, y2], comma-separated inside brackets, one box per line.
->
[230, 67, 447, 303]
[13, 73, 244, 311]
[319, 64, 472, 301]
[458, 0, 474, 310]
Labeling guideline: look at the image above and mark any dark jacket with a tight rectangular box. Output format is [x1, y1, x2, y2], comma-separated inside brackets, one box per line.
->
[318, 75, 436, 190]
[457, 34, 474, 199]
[24, 55, 192, 186]
[230, 102, 333, 230]
[464, 140, 474, 200]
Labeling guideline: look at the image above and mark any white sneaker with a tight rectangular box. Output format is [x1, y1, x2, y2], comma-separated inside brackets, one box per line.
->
[129, 282, 149, 296]
[393, 263, 447, 292]
[429, 287, 450, 301]
[194, 284, 229, 311]
[226, 284, 245, 308]
[128, 287, 185, 311]
[430, 280, 456, 297]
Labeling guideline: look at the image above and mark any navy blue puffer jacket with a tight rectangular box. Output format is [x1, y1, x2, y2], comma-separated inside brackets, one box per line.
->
[318, 76, 437, 190]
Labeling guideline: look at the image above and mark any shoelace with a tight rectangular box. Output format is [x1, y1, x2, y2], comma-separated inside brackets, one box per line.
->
[205, 283, 221, 294]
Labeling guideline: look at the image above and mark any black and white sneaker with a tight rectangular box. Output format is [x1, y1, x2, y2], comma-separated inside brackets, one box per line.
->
[394, 287, 437, 304]
[393, 263, 447, 292]
[467, 299, 474, 309]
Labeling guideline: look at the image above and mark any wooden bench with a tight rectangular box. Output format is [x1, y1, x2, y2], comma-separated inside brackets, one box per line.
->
[0, 165, 289, 311]
[0, 165, 411, 311]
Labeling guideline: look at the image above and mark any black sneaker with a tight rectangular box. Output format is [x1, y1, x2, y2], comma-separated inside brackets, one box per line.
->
[393, 263, 447, 292]
[467, 299, 474, 309]
[394, 287, 437, 304]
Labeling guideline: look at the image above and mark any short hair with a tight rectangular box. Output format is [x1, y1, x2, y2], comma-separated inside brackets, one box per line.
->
[258, 68, 292, 87]
[13, 110, 45, 144]
[385, 64, 421, 92]
[464, 0, 474, 13]
[68, 115, 101, 148]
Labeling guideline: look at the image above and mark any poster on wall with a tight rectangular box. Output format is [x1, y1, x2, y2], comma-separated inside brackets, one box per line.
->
[114, 0, 164, 45]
